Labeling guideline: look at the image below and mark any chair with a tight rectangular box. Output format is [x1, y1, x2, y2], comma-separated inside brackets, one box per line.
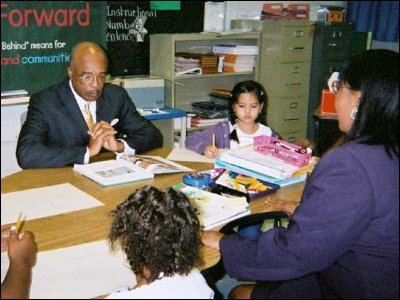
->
[201, 211, 289, 299]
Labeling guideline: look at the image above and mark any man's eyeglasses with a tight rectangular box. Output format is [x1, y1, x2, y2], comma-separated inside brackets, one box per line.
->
[77, 73, 107, 83]
[330, 80, 351, 94]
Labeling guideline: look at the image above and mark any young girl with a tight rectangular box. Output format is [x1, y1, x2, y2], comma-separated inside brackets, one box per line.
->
[102, 185, 214, 299]
[185, 80, 278, 158]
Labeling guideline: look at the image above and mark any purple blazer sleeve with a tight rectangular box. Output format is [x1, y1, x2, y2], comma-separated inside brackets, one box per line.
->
[219, 142, 399, 294]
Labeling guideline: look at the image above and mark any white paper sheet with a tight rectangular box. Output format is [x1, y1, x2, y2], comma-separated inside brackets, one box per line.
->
[1, 183, 104, 226]
[167, 148, 225, 164]
[29, 240, 136, 299]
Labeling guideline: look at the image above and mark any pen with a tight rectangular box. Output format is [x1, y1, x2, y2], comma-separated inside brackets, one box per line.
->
[212, 134, 216, 148]
[110, 118, 119, 126]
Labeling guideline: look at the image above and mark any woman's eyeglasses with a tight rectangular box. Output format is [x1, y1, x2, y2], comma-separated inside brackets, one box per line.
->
[330, 80, 351, 94]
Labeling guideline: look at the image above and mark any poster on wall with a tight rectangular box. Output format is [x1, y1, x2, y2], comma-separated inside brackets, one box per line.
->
[106, 1, 204, 77]
[1, 1, 106, 95]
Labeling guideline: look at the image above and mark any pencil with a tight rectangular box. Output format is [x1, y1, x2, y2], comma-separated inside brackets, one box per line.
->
[212, 134, 216, 148]
[15, 212, 24, 232]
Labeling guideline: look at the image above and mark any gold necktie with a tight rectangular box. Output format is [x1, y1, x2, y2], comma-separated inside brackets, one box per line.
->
[83, 103, 94, 129]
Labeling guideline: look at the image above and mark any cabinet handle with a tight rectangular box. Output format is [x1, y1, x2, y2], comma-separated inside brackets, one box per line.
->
[293, 30, 304, 38]
[284, 117, 300, 121]
[289, 102, 298, 108]
[289, 47, 304, 50]
[285, 83, 301, 87]
[328, 43, 337, 47]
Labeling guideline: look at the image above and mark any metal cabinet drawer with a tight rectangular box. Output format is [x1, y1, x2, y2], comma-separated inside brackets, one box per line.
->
[267, 98, 308, 133]
[263, 62, 310, 98]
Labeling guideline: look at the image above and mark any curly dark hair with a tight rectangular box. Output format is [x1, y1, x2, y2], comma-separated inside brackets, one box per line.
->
[109, 185, 202, 282]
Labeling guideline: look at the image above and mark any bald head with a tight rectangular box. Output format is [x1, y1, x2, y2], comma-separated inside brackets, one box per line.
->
[70, 41, 108, 68]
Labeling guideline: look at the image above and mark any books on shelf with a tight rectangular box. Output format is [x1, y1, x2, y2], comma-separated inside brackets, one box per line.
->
[73, 155, 192, 187]
[175, 52, 218, 74]
[222, 54, 257, 73]
[212, 44, 259, 55]
[173, 183, 250, 230]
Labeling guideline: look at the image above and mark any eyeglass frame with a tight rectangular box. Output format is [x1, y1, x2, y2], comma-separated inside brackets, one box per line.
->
[330, 80, 352, 94]
[76, 72, 108, 83]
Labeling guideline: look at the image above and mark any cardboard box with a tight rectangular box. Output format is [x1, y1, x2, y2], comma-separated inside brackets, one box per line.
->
[262, 3, 309, 20]
[317, 6, 345, 23]
[320, 89, 337, 114]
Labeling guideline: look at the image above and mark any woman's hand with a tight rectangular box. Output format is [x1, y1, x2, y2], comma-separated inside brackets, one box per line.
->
[201, 231, 224, 250]
[265, 197, 299, 216]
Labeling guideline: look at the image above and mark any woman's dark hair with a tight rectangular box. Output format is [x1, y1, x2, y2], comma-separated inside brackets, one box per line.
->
[109, 185, 202, 282]
[228, 80, 268, 142]
[341, 49, 399, 157]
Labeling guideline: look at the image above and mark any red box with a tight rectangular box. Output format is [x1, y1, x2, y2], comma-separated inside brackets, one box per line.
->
[262, 3, 284, 20]
[262, 3, 309, 20]
[286, 4, 309, 20]
[321, 89, 337, 115]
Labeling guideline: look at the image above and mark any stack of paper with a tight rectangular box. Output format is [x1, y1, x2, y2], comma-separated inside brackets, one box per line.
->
[173, 183, 249, 230]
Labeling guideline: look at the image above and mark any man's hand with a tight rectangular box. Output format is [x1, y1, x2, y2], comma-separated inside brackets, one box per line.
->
[87, 121, 119, 156]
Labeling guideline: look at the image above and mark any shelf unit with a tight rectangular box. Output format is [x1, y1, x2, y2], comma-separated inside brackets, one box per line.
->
[258, 20, 314, 143]
[308, 22, 353, 140]
[150, 32, 260, 147]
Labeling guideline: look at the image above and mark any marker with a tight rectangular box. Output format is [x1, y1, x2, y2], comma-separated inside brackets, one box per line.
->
[110, 118, 119, 126]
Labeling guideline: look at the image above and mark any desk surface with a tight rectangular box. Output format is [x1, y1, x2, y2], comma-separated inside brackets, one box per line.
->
[1, 148, 304, 270]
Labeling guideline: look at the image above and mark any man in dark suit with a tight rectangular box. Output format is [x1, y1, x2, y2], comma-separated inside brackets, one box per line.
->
[16, 41, 162, 168]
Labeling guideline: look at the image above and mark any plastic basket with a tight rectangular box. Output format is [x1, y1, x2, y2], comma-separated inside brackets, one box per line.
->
[253, 135, 311, 167]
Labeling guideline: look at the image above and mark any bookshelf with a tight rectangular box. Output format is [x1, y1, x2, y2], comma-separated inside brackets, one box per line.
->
[149, 32, 260, 145]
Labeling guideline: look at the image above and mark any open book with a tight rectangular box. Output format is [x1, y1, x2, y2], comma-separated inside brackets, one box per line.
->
[173, 183, 250, 230]
[73, 155, 192, 187]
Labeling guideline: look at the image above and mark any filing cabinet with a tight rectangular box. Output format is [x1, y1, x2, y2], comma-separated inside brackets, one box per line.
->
[307, 22, 354, 139]
[258, 20, 314, 142]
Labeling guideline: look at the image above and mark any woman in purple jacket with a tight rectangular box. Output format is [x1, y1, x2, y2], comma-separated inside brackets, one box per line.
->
[202, 49, 399, 299]
[185, 80, 279, 158]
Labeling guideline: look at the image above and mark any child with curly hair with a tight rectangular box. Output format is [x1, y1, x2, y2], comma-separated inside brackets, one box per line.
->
[102, 185, 214, 299]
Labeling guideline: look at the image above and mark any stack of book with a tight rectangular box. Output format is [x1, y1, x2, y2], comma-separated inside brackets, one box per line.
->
[175, 52, 218, 74]
[174, 56, 201, 76]
[191, 101, 228, 120]
[210, 88, 231, 108]
[212, 44, 258, 73]
[222, 54, 257, 73]
[215, 144, 318, 187]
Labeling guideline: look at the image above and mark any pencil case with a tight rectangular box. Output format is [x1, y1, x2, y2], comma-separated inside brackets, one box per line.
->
[253, 135, 311, 167]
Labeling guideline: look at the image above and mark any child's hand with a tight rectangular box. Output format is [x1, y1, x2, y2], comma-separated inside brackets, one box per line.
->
[204, 145, 218, 158]
[297, 138, 315, 150]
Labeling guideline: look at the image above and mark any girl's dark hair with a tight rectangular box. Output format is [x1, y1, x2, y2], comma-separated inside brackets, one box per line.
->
[228, 80, 268, 142]
[109, 185, 202, 282]
[341, 49, 399, 157]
